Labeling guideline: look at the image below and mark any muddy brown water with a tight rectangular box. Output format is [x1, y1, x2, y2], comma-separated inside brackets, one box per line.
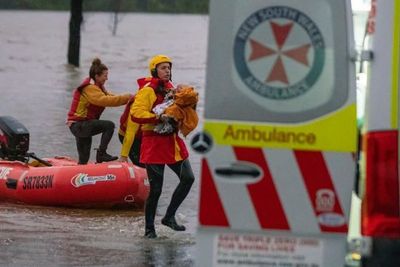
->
[0, 10, 207, 266]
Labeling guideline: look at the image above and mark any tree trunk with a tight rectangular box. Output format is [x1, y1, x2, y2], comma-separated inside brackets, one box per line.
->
[111, 0, 122, 36]
[68, 0, 83, 67]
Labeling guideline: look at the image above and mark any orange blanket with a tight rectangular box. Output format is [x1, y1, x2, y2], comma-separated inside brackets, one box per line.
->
[164, 86, 199, 137]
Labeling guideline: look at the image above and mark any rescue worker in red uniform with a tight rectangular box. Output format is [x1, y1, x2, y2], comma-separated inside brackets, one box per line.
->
[118, 77, 174, 167]
[67, 58, 131, 164]
[130, 55, 195, 238]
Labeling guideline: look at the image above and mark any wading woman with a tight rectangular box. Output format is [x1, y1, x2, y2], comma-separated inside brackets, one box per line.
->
[67, 58, 131, 164]
[130, 54, 195, 238]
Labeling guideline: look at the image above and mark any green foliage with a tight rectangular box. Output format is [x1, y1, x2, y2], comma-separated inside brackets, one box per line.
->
[0, 0, 209, 13]
[145, 0, 208, 13]
[0, 0, 69, 10]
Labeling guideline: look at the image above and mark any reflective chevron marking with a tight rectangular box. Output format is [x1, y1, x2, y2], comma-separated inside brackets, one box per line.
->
[199, 146, 353, 234]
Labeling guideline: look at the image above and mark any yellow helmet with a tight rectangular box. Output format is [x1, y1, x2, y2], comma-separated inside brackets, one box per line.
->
[149, 54, 172, 77]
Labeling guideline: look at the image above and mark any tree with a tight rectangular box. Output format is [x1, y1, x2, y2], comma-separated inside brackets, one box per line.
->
[68, 0, 83, 67]
[110, 0, 123, 36]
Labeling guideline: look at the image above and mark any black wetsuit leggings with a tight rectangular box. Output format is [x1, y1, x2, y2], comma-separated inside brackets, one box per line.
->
[69, 119, 115, 164]
[145, 159, 195, 230]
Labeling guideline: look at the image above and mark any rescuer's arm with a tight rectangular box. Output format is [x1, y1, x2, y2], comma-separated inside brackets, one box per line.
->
[120, 119, 140, 158]
[83, 85, 131, 107]
[130, 87, 159, 124]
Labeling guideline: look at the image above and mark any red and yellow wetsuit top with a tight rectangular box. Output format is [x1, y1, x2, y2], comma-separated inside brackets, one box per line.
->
[67, 77, 130, 124]
[118, 78, 155, 158]
[129, 77, 188, 164]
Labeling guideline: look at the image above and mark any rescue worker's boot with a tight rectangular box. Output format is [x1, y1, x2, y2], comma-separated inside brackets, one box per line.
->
[161, 216, 186, 231]
[144, 227, 157, 239]
[96, 149, 117, 163]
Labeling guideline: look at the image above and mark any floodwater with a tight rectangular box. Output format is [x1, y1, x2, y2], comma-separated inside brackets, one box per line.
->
[0, 10, 208, 266]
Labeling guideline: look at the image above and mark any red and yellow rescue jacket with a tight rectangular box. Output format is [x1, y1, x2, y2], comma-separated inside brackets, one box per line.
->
[118, 77, 174, 158]
[67, 77, 130, 123]
[129, 77, 188, 164]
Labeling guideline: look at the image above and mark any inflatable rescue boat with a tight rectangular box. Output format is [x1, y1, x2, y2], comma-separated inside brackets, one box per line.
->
[0, 116, 149, 209]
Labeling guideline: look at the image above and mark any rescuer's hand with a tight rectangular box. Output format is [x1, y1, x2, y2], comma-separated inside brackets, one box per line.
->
[118, 156, 128, 162]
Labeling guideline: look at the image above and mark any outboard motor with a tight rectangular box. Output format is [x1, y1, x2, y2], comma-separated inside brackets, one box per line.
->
[0, 116, 29, 161]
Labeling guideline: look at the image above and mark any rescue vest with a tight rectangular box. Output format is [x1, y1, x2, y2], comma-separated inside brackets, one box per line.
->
[67, 77, 107, 121]
[119, 77, 174, 134]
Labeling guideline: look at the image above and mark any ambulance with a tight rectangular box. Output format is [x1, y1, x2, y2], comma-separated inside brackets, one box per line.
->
[193, 0, 357, 266]
[356, 0, 400, 266]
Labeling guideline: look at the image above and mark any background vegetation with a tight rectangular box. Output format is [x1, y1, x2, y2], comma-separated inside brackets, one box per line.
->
[0, 0, 209, 14]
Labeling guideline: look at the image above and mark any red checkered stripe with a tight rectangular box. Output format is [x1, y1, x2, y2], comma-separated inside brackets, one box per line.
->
[199, 146, 354, 234]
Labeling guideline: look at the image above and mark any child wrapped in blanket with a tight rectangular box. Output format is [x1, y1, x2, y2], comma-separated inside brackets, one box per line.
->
[152, 85, 199, 137]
